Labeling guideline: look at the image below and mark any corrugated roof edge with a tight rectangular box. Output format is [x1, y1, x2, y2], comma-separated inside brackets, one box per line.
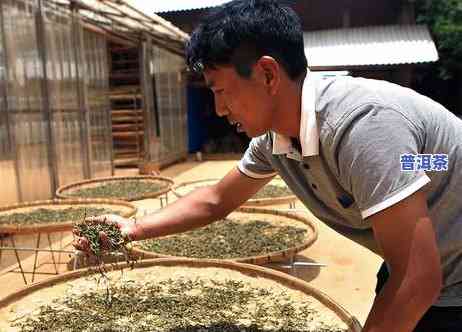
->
[304, 24, 439, 67]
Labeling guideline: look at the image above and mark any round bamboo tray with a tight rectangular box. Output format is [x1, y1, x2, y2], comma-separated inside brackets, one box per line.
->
[0, 258, 362, 332]
[170, 178, 217, 198]
[131, 207, 317, 265]
[0, 199, 137, 235]
[172, 177, 298, 207]
[55, 175, 174, 201]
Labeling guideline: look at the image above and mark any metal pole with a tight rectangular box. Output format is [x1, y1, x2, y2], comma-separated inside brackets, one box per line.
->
[94, 33, 114, 177]
[36, 0, 59, 194]
[139, 35, 152, 161]
[9, 236, 27, 285]
[105, 37, 115, 176]
[264, 261, 327, 269]
[47, 233, 59, 274]
[152, 49, 162, 163]
[72, 6, 92, 179]
[31, 232, 41, 283]
[167, 53, 176, 162]
[0, 0, 22, 202]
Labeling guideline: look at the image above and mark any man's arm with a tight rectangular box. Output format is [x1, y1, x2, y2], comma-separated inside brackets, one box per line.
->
[129, 167, 273, 241]
[362, 189, 442, 332]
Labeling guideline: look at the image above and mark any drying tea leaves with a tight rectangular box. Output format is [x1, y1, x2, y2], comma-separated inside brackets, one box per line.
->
[74, 219, 128, 257]
[252, 184, 293, 199]
[179, 183, 292, 200]
[73, 216, 137, 307]
[69, 180, 167, 200]
[13, 277, 347, 332]
[0, 207, 119, 226]
[139, 219, 308, 259]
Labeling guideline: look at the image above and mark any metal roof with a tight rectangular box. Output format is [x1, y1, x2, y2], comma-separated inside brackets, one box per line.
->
[304, 25, 439, 68]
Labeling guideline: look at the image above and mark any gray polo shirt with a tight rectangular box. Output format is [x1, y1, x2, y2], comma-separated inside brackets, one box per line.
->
[238, 73, 462, 306]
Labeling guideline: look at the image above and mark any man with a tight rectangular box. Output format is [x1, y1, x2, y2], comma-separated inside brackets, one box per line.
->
[75, 0, 462, 330]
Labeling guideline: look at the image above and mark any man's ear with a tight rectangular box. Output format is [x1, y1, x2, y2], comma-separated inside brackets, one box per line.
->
[256, 56, 280, 95]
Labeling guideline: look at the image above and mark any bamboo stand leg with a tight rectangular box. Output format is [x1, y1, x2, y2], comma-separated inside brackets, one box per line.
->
[74, 250, 84, 270]
[160, 194, 167, 208]
[31, 233, 41, 283]
[10, 236, 27, 285]
[0, 236, 3, 264]
[47, 233, 59, 275]
[288, 255, 295, 276]
[57, 231, 63, 265]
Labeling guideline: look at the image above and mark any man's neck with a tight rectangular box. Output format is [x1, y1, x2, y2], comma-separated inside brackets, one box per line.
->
[271, 73, 306, 138]
[290, 137, 302, 153]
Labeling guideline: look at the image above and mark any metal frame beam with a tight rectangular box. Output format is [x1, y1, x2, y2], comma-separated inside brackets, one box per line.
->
[72, 7, 93, 179]
[36, 0, 59, 194]
[0, 0, 22, 202]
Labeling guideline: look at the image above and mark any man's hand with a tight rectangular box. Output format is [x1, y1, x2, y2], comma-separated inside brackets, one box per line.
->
[72, 167, 272, 255]
[72, 214, 140, 255]
[362, 189, 442, 332]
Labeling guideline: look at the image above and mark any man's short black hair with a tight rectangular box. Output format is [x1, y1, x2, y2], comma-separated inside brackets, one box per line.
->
[186, 0, 308, 81]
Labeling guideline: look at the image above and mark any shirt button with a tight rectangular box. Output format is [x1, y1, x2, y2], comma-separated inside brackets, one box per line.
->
[303, 163, 310, 170]
[338, 195, 354, 208]
[311, 183, 318, 190]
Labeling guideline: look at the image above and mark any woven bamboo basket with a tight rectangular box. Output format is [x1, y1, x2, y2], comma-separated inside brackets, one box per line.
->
[0, 258, 362, 332]
[131, 207, 317, 265]
[172, 177, 298, 207]
[55, 175, 174, 201]
[0, 199, 137, 235]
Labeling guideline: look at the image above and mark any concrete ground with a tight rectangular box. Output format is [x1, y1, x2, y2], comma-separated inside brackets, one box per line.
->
[0, 159, 382, 325]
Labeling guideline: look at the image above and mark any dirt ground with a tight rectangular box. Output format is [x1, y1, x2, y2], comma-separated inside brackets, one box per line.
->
[0, 159, 382, 325]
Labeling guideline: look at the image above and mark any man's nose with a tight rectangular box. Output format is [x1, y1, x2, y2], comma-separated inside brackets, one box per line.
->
[216, 107, 229, 117]
[214, 97, 228, 117]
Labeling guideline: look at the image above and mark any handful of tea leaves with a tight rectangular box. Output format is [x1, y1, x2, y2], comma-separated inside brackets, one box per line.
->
[74, 219, 128, 257]
[73, 216, 137, 308]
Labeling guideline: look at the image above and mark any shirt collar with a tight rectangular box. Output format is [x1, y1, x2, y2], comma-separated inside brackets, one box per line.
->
[272, 70, 319, 157]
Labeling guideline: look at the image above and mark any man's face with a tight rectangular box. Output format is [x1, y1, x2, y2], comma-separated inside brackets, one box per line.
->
[203, 65, 275, 138]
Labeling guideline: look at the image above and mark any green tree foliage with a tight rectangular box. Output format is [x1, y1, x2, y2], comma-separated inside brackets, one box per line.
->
[416, 0, 462, 79]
